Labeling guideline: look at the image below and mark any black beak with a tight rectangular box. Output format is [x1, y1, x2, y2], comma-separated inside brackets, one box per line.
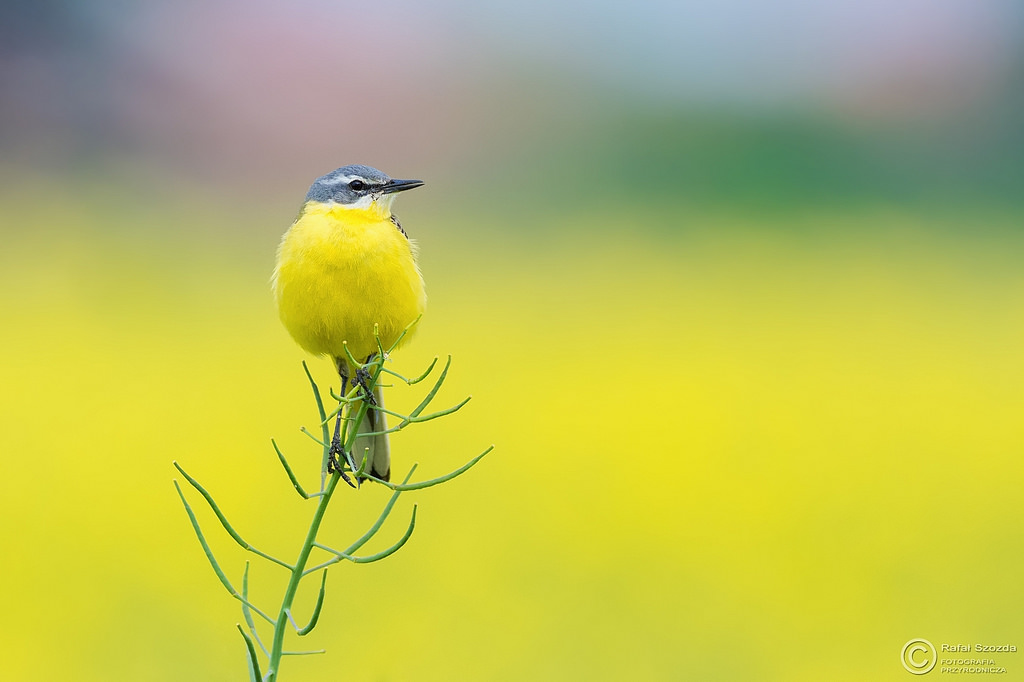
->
[381, 178, 424, 194]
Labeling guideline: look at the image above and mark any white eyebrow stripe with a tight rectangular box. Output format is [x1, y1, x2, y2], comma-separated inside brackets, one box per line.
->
[321, 174, 362, 185]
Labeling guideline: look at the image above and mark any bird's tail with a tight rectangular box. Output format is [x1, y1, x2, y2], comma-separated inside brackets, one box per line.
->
[352, 383, 391, 482]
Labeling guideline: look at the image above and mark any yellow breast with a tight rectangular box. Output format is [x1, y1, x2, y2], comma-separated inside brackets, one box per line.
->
[273, 201, 426, 363]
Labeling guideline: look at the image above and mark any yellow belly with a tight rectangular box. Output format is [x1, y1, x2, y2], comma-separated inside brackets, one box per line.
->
[273, 201, 426, 364]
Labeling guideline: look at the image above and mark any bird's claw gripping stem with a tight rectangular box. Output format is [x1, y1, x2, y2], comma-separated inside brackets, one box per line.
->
[353, 365, 377, 405]
[327, 432, 356, 488]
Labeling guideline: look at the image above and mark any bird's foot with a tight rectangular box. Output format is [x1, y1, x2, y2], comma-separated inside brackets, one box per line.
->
[327, 435, 356, 488]
[352, 366, 377, 405]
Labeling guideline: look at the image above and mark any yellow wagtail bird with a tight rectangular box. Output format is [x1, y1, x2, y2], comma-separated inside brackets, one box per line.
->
[273, 165, 427, 484]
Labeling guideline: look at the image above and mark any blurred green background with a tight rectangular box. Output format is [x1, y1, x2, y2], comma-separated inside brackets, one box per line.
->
[2, 1, 1024, 680]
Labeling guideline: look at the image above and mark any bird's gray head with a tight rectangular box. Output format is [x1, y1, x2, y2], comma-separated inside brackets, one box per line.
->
[305, 164, 424, 208]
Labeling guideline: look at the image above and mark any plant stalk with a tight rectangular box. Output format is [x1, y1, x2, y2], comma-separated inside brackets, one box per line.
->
[265, 471, 343, 681]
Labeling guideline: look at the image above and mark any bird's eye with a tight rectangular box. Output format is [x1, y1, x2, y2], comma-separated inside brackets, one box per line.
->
[348, 180, 366, 191]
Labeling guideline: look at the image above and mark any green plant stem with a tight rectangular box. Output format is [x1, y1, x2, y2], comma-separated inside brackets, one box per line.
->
[265, 471, 343, 681]
[176, 336, 490, 681]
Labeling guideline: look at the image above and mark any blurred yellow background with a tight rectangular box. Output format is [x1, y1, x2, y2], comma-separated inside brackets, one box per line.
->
[2, 2, 1023, 680]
